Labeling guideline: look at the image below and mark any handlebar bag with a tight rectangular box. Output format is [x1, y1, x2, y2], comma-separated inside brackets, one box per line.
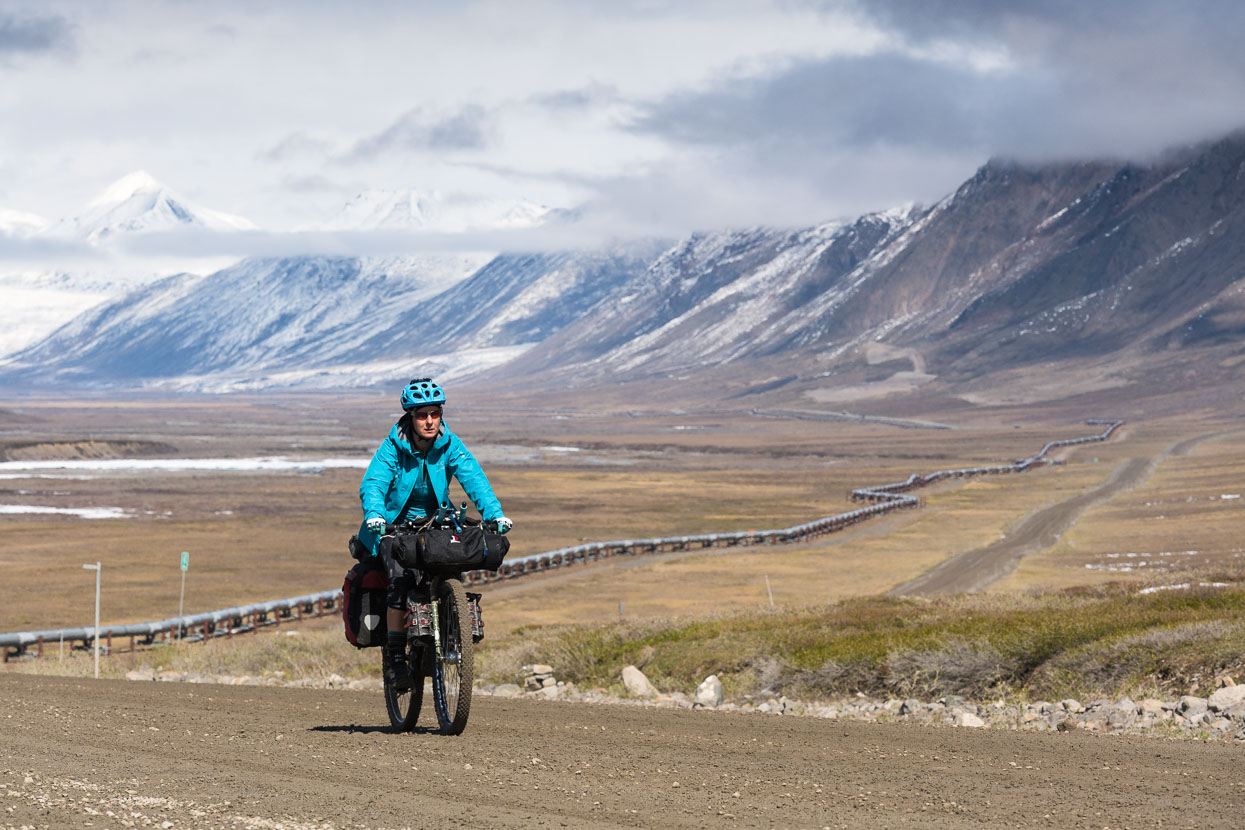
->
[390, 526, 510, 574]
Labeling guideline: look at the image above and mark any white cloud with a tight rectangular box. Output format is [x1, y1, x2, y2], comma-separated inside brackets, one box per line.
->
[0, 0, 1243, 256]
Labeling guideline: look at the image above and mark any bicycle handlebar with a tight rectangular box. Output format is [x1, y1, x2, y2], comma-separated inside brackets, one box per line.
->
[384, 516, 502, 535]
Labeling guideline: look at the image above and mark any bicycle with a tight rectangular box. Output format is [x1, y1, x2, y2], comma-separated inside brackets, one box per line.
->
[381, 513, 503, 735]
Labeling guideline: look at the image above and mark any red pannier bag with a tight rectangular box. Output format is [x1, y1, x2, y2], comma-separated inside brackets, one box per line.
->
[342, 556, 388, 648]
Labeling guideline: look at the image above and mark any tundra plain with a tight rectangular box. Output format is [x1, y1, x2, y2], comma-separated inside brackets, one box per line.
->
[1, 394, 1242, 635]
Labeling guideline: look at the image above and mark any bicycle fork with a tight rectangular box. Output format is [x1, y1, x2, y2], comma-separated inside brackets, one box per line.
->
[430, 597, 443, 660]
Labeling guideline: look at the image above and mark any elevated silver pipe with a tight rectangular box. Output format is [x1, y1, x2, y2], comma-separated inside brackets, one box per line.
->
[2, 420, 1121, 658]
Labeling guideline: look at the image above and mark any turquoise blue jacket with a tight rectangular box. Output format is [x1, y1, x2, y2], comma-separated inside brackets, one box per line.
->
[356, 420, 503, 555]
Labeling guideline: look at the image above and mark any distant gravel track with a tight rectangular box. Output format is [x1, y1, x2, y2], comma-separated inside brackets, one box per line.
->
[2, 673, 1243, 829]
[891, 428, 1245, 596]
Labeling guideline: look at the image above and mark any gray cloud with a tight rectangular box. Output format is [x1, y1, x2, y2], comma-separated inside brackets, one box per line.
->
[612, 0, 1245, 228]
[528, 82, 621, 112]
[257, 131, 336, 163]
[0, 12, 73, 58]
[278, 174, 343, 193]
[0, 231, 96, 261]
[343, 105, 494, 162]
[846, 0, 1245, 46]
[630, 53, 1023, 153]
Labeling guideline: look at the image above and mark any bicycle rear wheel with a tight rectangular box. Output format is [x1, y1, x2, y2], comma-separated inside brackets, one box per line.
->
[431, 577, 474, 735]
[384, 640, 425, 731]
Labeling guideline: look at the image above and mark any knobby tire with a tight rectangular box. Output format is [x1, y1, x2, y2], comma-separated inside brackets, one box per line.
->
[384, 639, 425, 732]
[431, 577, 473, 735]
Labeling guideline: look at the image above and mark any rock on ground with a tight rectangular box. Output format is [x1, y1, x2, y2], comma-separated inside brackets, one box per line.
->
[622, 665, 657, 698]
[694, 674, 723, 707]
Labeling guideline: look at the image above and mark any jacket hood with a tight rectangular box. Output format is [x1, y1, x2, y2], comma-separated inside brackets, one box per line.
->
[388, 419, 452, 457]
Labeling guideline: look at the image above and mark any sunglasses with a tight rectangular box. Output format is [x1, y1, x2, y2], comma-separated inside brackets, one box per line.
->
[411, 408, 443, 421]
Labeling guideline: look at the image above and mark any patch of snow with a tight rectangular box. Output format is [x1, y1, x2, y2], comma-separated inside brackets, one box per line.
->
[1138, 582, 1229, 595]
[0, 505, 128, 519]
[0, 457, 370, 474]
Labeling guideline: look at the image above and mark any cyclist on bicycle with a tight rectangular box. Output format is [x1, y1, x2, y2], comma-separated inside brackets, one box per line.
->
[356, 377, 511, 691]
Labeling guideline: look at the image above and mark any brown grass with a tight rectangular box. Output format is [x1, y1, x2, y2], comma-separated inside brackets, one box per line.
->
[2, 396, 1241, 663]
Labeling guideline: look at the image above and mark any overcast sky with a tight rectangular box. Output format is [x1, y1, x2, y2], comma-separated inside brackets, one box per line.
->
[2, 0, 1244, 251]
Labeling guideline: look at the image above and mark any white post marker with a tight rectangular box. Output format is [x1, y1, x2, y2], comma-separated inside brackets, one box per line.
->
[178, 551, 189, 639]
[82, 562, 101, 679]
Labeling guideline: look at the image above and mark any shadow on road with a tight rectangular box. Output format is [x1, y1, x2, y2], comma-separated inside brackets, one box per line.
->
[309, 723, 437, 735]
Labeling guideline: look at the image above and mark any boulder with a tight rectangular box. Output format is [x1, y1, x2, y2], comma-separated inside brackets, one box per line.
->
[1060, 699, 1084, 713]
[1178, 695, 1209, 717]
[493, 683, 521, 698]
[622, 665, 657, 698]
[694, 674, 724, 708]
[1208, 684, 1245, 712]
[1138, 698, 1166, 716]
[1106, 708, 1134, 728]
[1222, 701, 1245, 722]
[956, 711, 985, 728]
[900, 698, 922, 716]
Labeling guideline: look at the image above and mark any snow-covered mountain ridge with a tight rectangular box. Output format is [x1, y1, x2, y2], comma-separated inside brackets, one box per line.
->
[319, 189, 550, 232]
[0, 173, 555, 359]
[5, 132, 1245, 406]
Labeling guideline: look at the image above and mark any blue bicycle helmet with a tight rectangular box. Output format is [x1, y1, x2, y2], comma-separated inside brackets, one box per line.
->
[400, 377, 446, 410]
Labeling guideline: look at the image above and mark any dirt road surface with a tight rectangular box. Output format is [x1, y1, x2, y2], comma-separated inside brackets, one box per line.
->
[3, 674, 1242, 829]
[889, 456, 1154, 596]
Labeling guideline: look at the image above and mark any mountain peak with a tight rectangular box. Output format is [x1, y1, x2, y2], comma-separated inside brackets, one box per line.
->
[53, 171, 256, 243]
[88, 170, 166, 208]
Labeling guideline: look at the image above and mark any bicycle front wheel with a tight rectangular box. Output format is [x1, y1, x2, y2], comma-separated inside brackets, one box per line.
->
[431, 577, 474, 735]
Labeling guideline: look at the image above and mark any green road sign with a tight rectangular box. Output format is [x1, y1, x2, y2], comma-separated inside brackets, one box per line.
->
[180, 551, 189, 572]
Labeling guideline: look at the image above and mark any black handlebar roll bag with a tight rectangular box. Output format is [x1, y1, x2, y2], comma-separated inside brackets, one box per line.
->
[387, 526, 510, 574]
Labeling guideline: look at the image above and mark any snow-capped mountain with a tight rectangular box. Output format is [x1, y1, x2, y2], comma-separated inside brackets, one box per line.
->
[0, 176, 558, 362]
[0, 207, 49, 237]
[3, 255, 479, 384]
[49, 170, 256, 244]
[6, 131, 1245, 408]
[0, 242, 663, 391]
[320, 189, 550, 232]
[0, 172, 258, 358]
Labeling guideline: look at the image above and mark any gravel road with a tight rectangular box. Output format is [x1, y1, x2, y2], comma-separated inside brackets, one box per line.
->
[3, 673, 1242, 829]
[888, 427, 1245, 596]
[889, 455, 1155, 596]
